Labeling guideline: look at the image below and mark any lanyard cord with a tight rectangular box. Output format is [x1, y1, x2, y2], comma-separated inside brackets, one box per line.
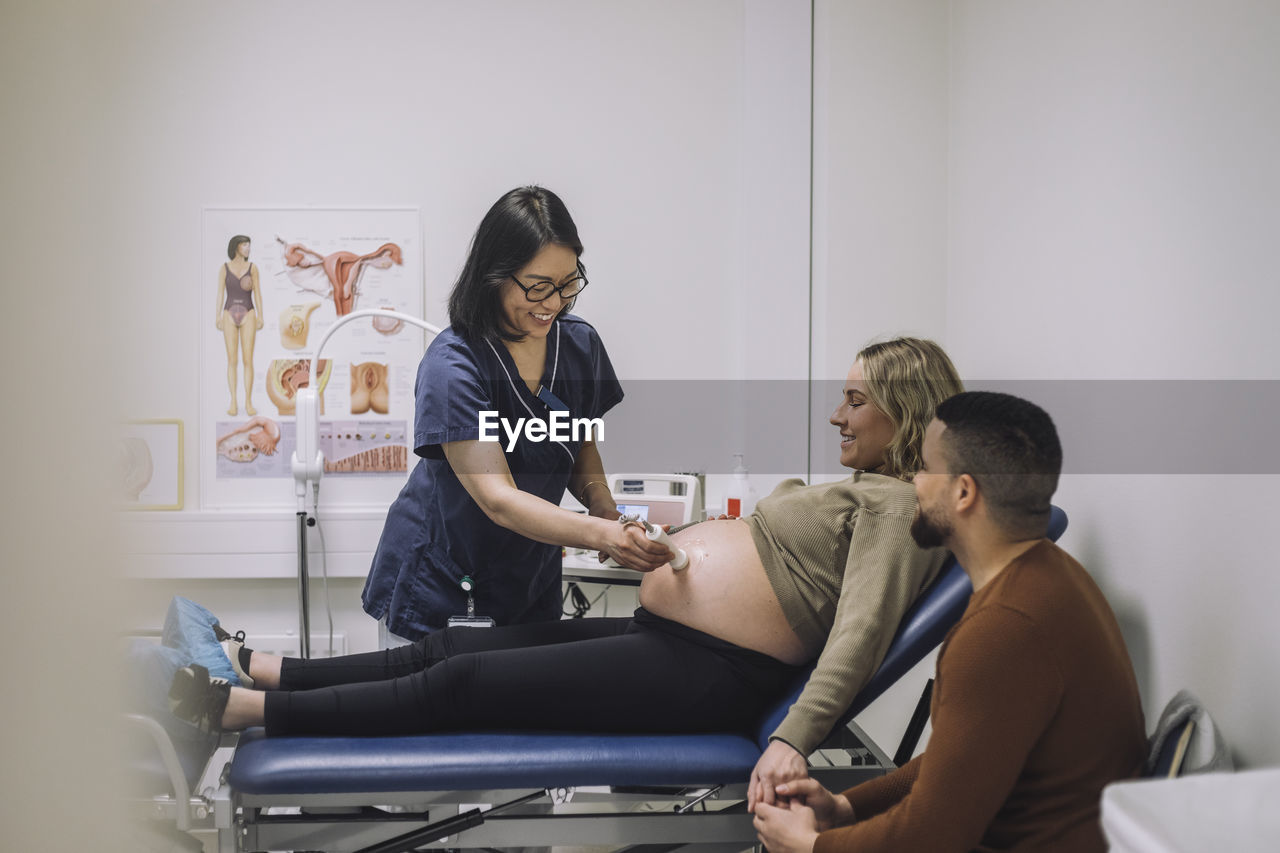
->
[484, 332, 574, 463]
[548, 322, 561, 394]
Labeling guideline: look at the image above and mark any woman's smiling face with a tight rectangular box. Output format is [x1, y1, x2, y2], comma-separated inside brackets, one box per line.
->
[500, 242, 579, 339]
[829, 359, 896, 472]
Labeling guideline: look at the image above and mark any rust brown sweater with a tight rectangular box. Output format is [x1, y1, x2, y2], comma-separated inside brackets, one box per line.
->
[815, 540, 1146, 853]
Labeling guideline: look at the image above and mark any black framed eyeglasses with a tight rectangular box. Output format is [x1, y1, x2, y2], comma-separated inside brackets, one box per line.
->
[511, 263, 589, 302]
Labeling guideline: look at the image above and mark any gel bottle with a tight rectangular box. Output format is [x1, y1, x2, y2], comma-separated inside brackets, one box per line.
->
[724, 453, 758, 517]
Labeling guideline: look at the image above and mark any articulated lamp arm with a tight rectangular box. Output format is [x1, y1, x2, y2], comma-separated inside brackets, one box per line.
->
[290, 309, 443, 510]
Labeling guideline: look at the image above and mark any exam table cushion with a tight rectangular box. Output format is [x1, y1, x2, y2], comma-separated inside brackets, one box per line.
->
[228, 554, 976, 796]
[229, 728, 764, 794]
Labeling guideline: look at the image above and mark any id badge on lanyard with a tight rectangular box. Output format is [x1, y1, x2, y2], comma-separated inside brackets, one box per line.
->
[537, 385, 569, 413]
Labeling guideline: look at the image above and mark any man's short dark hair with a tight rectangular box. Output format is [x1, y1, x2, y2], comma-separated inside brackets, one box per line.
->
[934, 391, 1063, 539]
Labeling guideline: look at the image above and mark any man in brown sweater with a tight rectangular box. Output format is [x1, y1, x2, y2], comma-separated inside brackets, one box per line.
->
[753, 391, 1146, 853]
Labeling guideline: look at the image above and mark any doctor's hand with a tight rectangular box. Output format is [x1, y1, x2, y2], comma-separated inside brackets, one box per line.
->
[749, 739, 810, 811]
[597, 523, 674, 572]
[752, 797, 821, 853]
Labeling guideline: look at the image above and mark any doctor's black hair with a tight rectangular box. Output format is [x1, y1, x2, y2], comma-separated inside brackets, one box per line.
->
[448, 186, 584, 342]
[226, 234, 251, 260]
[933, 391, 1063, 540]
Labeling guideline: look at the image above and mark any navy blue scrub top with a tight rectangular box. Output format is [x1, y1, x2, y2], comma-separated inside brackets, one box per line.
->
[361, 315, 624, 639]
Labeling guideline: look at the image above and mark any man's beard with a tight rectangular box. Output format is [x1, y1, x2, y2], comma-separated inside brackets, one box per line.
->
[910, 503, 952, 549]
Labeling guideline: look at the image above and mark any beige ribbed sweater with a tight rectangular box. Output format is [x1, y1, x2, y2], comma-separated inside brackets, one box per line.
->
[744, 472, 946, 754]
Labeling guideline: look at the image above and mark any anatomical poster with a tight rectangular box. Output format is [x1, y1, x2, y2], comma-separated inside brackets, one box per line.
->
[200, 207, 425, 509]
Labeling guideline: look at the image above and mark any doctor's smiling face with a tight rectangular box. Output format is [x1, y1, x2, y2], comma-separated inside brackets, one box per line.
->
[500, 242, 580, 340]
[830, 359, 896, 473]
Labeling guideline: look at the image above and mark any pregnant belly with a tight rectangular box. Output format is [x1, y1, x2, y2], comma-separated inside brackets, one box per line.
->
[639, 519, 811, 665]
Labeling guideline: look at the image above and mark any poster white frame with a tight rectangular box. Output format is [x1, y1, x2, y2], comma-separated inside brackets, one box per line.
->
[199, 206, 426, 510]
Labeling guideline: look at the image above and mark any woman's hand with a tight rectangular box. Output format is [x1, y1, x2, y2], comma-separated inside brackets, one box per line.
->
[597, 522, 673, 572]
[748, 740, 809, 812]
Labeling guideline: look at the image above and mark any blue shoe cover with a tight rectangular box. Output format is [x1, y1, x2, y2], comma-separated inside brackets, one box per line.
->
[161, 596, 242, 686]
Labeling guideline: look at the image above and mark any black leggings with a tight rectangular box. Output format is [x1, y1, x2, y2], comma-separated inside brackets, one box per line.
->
[264, 608, 802, 737]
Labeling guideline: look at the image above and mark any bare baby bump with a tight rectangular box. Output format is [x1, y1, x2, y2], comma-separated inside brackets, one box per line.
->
[639, 519, 810, 665]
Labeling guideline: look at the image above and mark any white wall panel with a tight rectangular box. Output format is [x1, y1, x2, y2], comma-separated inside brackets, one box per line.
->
[945, 0, 1280, 765]
[809, 0, 949, 480]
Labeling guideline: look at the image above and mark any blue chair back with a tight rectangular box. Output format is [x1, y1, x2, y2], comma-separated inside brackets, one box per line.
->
[754, 505, 1068, 749]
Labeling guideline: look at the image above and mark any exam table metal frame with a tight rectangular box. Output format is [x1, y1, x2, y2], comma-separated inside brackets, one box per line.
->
[126, 508, 1067, 853]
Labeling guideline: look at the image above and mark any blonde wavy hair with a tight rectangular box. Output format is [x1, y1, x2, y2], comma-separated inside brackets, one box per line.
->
[857, 337, 964, 481]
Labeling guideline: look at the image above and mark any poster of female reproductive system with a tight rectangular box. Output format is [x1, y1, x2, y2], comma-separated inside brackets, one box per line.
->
[200, 207, 425, 510]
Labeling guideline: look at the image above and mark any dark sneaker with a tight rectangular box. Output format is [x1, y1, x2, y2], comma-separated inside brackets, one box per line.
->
[168, 664, 231, 734]
[213, 625, 255, 689]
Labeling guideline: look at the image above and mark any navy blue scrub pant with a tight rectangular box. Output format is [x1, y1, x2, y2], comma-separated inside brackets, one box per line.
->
[264, 608, 802, 737]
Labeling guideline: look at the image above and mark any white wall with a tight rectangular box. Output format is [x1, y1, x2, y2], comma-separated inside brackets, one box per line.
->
[946, 0, 1280, 766]
[90, 0, 811, 642]
[108, 0, 810, 390]
[817, 0, 1280, 767]
[809, 0, 949, 479]
[811, 0, 949, 378]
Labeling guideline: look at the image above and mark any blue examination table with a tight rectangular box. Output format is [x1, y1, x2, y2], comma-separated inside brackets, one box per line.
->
[126, 507, 1067, 852]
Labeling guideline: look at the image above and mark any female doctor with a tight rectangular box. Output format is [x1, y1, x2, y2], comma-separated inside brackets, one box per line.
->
[362, 186, 670, 641]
